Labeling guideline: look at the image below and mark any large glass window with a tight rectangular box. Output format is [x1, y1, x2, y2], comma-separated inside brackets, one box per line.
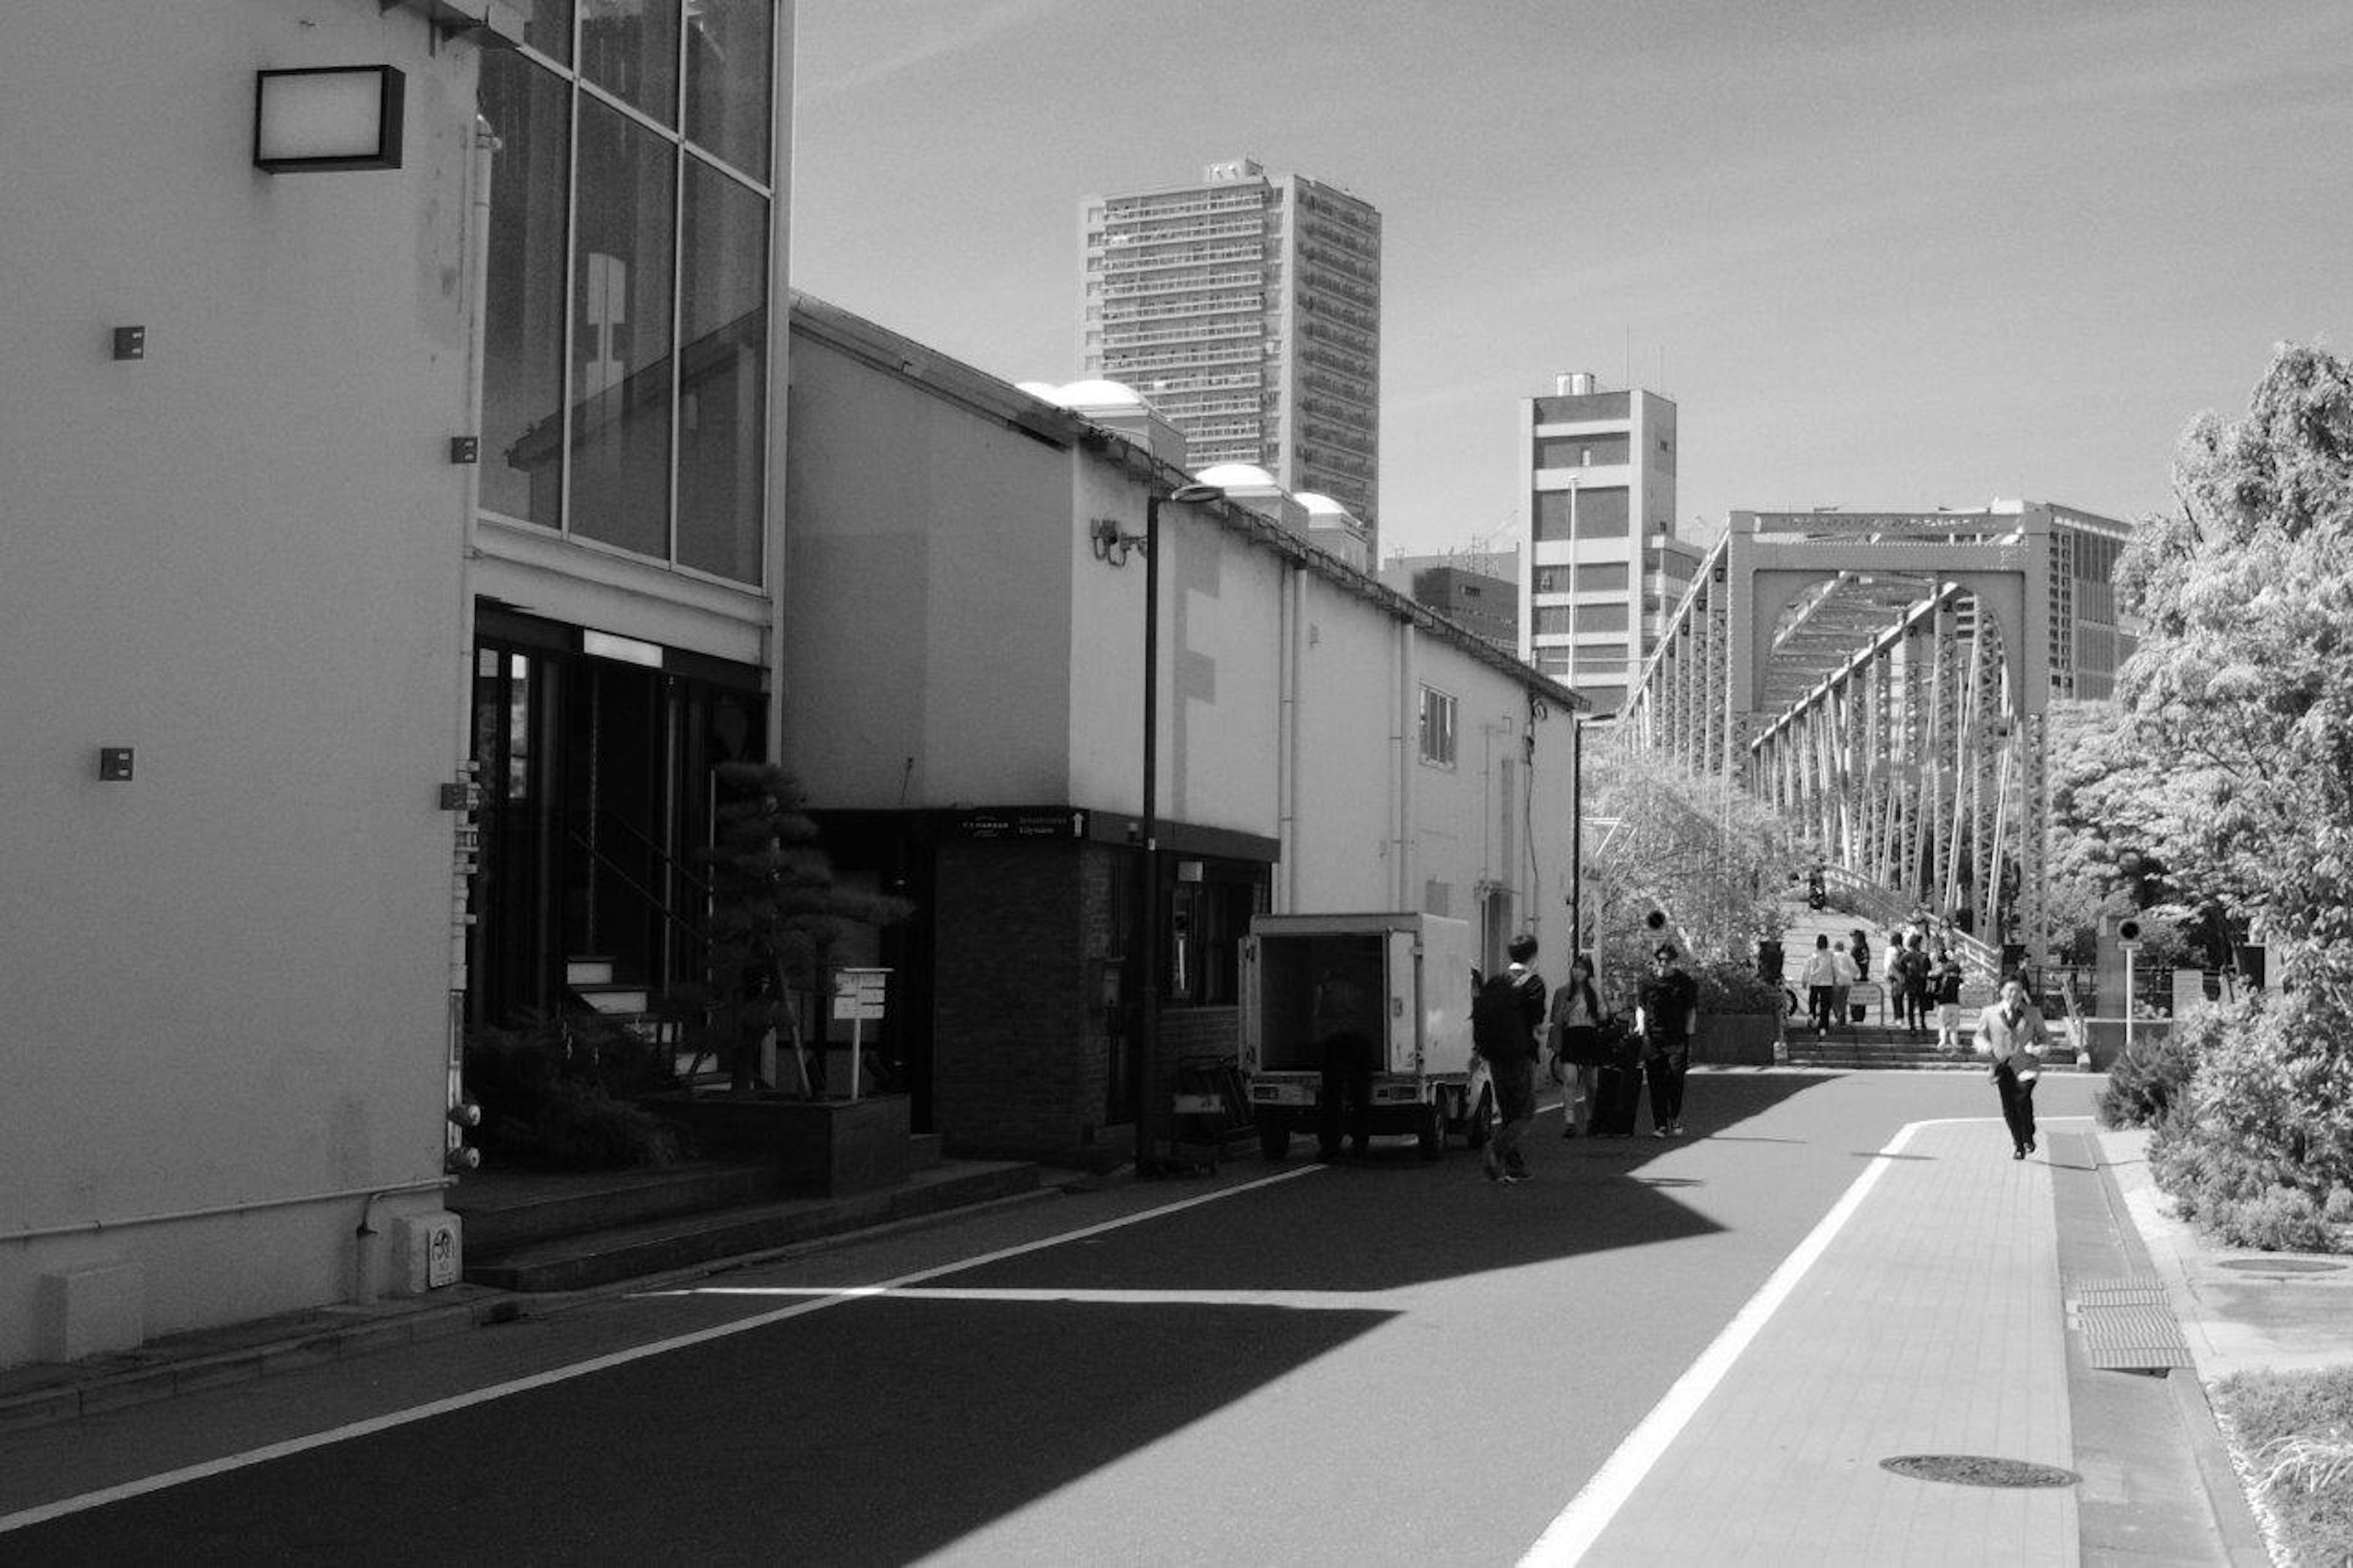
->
[1534, 433, 1629, 470]
[479, 5, 773, 587]
[676, 157, 767, 580]
[1533, 486, 1630, 542]
[684, 0, 773, 180]
[521, 0, 575, 63]
[580, 0, 680, 125]
[479, 51, 570, 527]
[570, 97, 677, 561]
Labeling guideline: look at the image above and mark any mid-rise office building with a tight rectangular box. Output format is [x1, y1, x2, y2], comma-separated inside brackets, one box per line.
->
[1381, 548, 1520, 653]
[1081, 158, 1381, 548]
[1517, 376, 1701, 716]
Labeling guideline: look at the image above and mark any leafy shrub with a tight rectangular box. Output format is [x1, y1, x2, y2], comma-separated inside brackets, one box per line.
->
[2146, 960, 2353, 1254]
[1695, 960, 1784, 1017]
[2096, 998, 2233, 1129]
[466, 1011, 683, 1170]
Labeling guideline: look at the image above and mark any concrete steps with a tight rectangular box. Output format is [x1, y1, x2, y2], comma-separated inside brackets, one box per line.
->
[452, 1151, 1038, 1294]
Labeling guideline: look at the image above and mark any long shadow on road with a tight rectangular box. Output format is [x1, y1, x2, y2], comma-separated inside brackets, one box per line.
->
[948, 1072, 1829, 1294]
[6, 1075, 1879, 1567]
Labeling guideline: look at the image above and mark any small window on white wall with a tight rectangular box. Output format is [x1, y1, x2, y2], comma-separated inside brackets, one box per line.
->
[1419, 686, 1458, 767]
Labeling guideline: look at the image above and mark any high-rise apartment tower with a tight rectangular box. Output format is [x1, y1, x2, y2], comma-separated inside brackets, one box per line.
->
[1082, 159, 1381, 545]
[1518, 375, 1701, 717]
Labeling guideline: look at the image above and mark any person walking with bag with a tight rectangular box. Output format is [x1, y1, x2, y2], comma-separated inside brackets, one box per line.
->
[1976, 973, 2050, 1159]
[1549, 953, 1607, 1137]
[1471, 933, 1548, 1182]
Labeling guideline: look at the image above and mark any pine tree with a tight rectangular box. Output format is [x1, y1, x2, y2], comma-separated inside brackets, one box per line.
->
[692, 763, 914, 1095]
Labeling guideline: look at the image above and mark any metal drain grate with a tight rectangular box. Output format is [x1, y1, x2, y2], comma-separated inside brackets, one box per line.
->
[2066, 1275, 2168, 1307]
[2066, 1276, 2194, 1371]
[1882, 1454, 2081, 1488]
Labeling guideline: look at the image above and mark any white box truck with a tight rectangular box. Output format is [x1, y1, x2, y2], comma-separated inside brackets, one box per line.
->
[1237, 912, 1495, 1161]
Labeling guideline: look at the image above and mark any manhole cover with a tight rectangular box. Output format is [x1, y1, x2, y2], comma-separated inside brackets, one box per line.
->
[2218, 1258, 2346, 1274]
[1881, 1455, 2080, 1489]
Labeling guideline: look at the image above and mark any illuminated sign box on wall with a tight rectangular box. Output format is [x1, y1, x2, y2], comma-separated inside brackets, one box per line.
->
[253, 65, 405, 173]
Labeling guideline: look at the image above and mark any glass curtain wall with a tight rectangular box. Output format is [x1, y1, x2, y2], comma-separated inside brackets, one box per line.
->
[477, 1, 775, 587]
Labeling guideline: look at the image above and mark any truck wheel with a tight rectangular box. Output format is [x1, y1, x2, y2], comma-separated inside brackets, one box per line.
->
[1416, 1104, 1442, 1161]
[1258, 1116, 1289, 1162]
[1465, 1086, 1496, 1149]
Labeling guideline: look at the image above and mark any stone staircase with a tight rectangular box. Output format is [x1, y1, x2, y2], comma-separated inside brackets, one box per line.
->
[1781, 1021, 1988, 1071]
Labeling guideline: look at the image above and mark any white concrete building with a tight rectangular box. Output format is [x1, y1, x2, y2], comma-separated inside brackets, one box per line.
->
[784, 306, 1583, 1162]
[1081, 159, 1382, 545]
[1517, 376, 1702, 716]
[1, 0, 794, 1369]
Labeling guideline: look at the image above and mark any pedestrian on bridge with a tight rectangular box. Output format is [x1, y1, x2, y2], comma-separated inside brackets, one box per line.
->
[1800, 934, 1838, 1036]
[1931, 947, 1965, 1050]
[1830, 939, 1859, 1029]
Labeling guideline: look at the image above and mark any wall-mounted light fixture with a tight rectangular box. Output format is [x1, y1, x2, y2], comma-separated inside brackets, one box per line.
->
[1089, 517, 1143, 566]
[254, 65, 405, 174]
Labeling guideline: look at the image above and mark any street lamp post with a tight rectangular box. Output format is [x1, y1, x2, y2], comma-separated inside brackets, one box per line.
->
[1135, 482, 1223, 1175]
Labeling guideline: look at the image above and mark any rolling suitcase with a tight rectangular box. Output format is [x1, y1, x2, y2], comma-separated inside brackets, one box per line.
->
[1588, 1050, 1644, 1136]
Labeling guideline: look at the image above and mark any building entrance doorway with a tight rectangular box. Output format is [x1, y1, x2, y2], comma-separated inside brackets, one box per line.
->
[466, 606, 762, 1032]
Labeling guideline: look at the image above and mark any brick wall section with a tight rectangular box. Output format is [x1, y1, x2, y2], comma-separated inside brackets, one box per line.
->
[931, 841, 1244, 1163]
[933, 841, 1105, 1160]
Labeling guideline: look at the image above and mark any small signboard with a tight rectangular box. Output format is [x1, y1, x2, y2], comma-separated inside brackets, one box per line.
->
[832, 968, 890, 1021]
[947, 808, 1087, 841]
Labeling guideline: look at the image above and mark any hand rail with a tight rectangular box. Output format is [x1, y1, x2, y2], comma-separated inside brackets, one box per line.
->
[1817, 865, 2003, 980]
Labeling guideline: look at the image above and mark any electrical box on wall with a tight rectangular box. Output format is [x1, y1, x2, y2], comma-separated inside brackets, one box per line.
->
[393, 1211, 463, 1292]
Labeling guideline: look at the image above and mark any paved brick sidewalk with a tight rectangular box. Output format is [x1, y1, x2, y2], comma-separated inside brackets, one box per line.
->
[1542, 1118, 2080, 1566]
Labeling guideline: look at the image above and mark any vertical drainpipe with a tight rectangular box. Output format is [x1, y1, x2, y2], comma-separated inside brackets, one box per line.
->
[1395, 621, 1418, 908]
[1276, 561, 1300, 912]
[762, 10, 797, 764]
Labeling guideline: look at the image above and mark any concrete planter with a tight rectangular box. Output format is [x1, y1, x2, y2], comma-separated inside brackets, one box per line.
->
[1692, 1013, 1781, 1066]
[643, 1092, 912, 1197]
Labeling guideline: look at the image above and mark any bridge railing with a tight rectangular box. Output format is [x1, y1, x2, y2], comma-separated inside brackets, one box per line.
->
[1816, 865, 2004, 982]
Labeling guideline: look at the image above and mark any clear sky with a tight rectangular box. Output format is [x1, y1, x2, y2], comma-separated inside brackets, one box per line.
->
[788, 0, 2351, 558]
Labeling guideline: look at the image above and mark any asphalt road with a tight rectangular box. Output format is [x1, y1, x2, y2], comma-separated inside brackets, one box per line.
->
[2, 1070, 2102, 1567]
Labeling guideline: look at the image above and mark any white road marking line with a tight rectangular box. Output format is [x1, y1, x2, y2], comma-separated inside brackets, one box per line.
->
[0, 1165, 1322, 1534]
[1518, 1117, 1972, 1566]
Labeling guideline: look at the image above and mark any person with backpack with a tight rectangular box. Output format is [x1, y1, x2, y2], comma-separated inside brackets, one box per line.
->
[1896, 933, 1932, 1036]
[1471, 933, 1547, 1182]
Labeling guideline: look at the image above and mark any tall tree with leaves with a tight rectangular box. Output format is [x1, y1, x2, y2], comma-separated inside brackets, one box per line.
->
[2116, 343, 2353, 990]
[2113, 343, 2353, 1230]
[695, 763, 914, 1095]
[1582, 751, 1793, 1002]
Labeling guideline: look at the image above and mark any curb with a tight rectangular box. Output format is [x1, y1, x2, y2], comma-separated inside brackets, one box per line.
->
[2088, 1132, 2273, 1566]
[0, 1180, 1070, 1437]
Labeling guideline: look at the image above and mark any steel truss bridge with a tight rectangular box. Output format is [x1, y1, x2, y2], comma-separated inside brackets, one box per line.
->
[1616, 504, 2130, 967]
